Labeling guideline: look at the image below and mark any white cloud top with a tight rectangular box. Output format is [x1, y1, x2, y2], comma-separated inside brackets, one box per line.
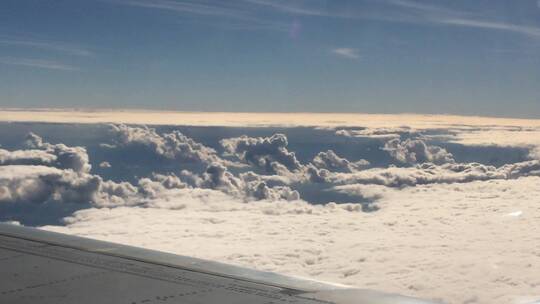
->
[1, 117, 540, 304]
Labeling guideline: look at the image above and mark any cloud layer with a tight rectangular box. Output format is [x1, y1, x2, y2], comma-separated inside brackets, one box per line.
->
[44, 175, 540, 304]
[108, 124, 222, 166]
[383, 138, 455, 165]
[221, 133, 302, 173]
[1, 121, 540, 304]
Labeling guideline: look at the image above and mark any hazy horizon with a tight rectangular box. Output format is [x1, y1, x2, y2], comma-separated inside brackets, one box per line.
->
[2, 107, 540, 120]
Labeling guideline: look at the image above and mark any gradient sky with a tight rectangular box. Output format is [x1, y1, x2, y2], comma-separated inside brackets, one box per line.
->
[1, 0, 539, 117]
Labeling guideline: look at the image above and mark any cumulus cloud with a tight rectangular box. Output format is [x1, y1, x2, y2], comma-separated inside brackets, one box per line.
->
[25, 132, 92, 173]
[0, 132, 116, 223]
[529, 146, 540, 160]
[312, 150, 369, 173]
[5, 129, 536, 215]
[306, 164, 331, 183]
[107, 124, 223, 166]
[336, 127, 417, 140]
[221, 134, 302, 174]
[0, 133, 91, 173]
[501, 160, 540, 178]
[0, 164, 142, 209]
[99, 161, 111, 168]
[0, 133, 136, 209]
[383, 138, 455, 165]
[97, 179, 139, 207]
[0, 166, 100, 205]
[329, 160, 540, 188]
[181, 163, 300, 201]
[0, 149, 57, 166]
[0, 160, 300, 210]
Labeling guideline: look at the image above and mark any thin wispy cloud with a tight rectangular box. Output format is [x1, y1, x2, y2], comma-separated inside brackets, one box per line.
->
[107, 0, 540, 40]
[107, 0, 291, 31]
[332, 48, 360, 60]
[114, 0, 328, 17]
[441, 19, 540, 38]
[242, 0, 540, 41]
[386, 0, 465, 17]
[113, 0, 244, 17]
[0, 57, 78, 71]
[0, 36, 93, 56]
[385, 0, 540, 39]
[242, 0, 328, 16]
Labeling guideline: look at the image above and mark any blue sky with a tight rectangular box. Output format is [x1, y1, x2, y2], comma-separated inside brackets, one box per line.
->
[0, 0, 539, 118]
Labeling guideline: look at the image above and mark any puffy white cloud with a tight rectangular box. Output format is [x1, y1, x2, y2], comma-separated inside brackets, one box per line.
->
[239, 170, 296, 187]
[328, 160, 540, 188]
[181, 163, 300, 201]
[138, 173, 187, 201]
[529, 146, 540, 160]
[335, 127, 417, 140]
[99, 161, 111, 168]
[149, 173, 187, 189]
[199, 163, 244, 194]
[383, 138, 455, 165]
[306, 164, 330, 183]
[4, 129, 525, 212]
[0, 165, 100, 205]
[0, 149, 56, 166]
[221, 134, 302, 174]
[96, 180, 139, 207]
[0, 164, 142, 209]
[0, 133, 91, 173]
[312, 150, 369, 173]
[3, 131, 534, 212]
[108, 124, 223, 166]
[0, 134, 136, 208]
[25, 132, 91, 173]
[501, 160, 540, 178]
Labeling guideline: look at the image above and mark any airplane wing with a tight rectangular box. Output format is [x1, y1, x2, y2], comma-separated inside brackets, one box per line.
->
[0, 223, 440, 304]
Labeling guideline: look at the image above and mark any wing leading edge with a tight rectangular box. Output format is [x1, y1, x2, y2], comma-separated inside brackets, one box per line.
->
[0, 223, 441, 304]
